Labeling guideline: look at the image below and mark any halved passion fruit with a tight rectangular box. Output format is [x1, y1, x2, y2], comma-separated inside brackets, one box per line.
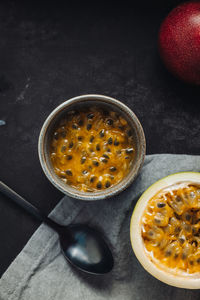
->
[130, 172, 200, 289]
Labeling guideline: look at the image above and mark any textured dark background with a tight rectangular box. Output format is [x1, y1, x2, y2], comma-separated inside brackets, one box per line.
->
[0, 0, 200, 292]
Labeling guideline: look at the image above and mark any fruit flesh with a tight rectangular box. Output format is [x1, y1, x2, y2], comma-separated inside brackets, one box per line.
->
[50, 107, 135, 192]
[142, 182, 200, 274]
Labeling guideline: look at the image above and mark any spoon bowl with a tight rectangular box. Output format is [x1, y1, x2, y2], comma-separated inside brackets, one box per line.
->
[60, 224, 114, 274]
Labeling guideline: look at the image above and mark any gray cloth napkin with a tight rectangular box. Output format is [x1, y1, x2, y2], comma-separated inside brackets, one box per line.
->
[1, 154, 200, 300]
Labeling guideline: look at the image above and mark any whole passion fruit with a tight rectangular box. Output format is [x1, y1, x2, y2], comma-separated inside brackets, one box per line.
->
[130, 172, 200, 289]
[159, 1, 200, 85]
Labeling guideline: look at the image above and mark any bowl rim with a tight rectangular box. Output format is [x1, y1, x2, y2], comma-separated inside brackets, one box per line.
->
[38, 94, 146, 200]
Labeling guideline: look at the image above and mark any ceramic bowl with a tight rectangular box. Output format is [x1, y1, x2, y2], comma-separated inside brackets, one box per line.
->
[38, 94, 146, 200]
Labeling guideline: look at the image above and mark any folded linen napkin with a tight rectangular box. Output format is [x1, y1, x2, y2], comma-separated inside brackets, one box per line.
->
[1, 154, 200, 300]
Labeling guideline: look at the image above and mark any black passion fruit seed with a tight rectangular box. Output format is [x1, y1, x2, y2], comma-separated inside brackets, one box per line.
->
[61, 146, 66, 152]
[165, 250, 172, 257]
[69, 141, 74, 148]
[54, 132, 59, 140]
[99, 129, 105, 137]
[101, 158, 108, 163]
[96, 144, 100, 151]
[90, 176, 96, 183]
[197, 258, 200, 264]
[81, 157, 86, 164]
[114, 139, 119, 146]
[78, 120, 83, 126]
[72, 124, 78, 129]
[87, 124, 92, 131]
[107, 119, 113, 125]
[110, 166, 117, 172]
[87, 113, 94, 119]
[90, 136, 94, 143]
[105, 181, 111, 188]
[185, 213, 192, 221]
[126, 148, 134, 154]
[157, 202, 166, 208]
[97, 182, 102, 189]
[107, 137, 113, 145]
[66, 155, 73, 160]
[66, 170, 72, 176]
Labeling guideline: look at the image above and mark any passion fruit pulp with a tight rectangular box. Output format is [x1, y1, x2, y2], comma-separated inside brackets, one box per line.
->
[130, 172, 200, 289]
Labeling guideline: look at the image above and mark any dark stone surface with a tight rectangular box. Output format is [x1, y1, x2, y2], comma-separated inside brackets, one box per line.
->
[0, 0, 200, 292]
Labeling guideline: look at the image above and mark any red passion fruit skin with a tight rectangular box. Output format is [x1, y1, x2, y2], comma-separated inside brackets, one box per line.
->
[159, 1, 200, 85]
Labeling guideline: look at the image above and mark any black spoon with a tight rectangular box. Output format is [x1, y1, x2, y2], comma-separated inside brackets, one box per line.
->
[0, 181, 114, 274]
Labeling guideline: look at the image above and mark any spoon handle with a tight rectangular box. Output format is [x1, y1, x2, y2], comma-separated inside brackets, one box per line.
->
[0, 181, 63, 233]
